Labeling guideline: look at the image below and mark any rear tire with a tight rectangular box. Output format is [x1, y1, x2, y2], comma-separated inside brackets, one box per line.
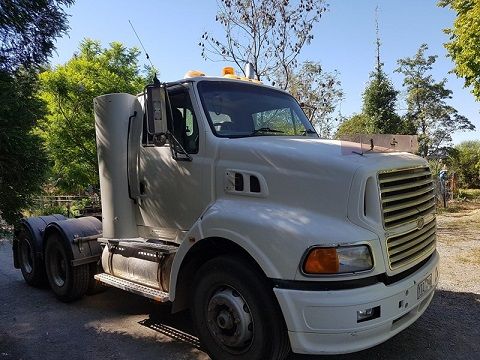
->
[44, 234, 90, 302]
[17, 229, 47, 287]
[191, 256, 290, 360]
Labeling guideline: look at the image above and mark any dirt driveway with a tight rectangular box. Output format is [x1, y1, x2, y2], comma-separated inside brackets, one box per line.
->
[1, 203, 479, 360]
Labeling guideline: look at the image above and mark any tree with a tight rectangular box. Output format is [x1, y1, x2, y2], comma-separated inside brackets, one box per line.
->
[199, 0, 327, 88]
[336, 9, 411, 139]
[395, 44, 475, 158]
[447, 141, 480, 189]
[284, 61, 343, 138]
[336, 58, 410, 138]
[440, 0, 480, 101]
[0, 70, 48, 224]
[0, 0, 74, 224]
[0, 0, 74, 72]
[335, 113, 372, 138]
[361, 9, 410, 135]
[37, 39, 148, 192]
[362, 68, 404, 134]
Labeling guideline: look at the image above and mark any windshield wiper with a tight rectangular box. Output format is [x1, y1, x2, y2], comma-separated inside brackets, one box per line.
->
[251, 127, 285, 135]
[301, 129, 317, 135]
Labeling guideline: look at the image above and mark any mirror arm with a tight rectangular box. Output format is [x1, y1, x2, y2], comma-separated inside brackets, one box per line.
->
[167, 131, 192, 161]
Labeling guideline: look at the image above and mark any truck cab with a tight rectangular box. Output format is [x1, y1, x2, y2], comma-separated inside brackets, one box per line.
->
[13, 69, 439, 360]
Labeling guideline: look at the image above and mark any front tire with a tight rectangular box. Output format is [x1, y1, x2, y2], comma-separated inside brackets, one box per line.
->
[17, 229, 47, 287]
[191, 257, 290, 360]
[44, 234, 90, 302]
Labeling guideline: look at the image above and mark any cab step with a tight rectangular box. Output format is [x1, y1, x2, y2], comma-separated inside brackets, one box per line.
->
[94, 273, 170, 302]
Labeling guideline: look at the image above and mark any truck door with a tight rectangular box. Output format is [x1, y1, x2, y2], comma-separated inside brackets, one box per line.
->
[137, 84, 209, 239]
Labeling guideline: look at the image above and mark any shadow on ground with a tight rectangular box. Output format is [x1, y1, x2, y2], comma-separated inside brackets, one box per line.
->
[137, 289, 480, 360]
[140, 307, 201, 350]
[1, 239, 479, 360]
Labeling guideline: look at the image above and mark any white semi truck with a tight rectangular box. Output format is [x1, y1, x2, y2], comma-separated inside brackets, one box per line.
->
[13, 68, 439, 360]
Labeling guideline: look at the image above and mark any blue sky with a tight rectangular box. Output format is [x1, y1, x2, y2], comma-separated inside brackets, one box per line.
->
[51, 0, 480, 144]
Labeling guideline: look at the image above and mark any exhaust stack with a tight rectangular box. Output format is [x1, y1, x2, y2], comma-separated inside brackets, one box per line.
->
[94, 93, 140, 239]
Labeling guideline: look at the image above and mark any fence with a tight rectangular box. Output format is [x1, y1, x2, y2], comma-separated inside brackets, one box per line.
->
[34, 194, 101, 217]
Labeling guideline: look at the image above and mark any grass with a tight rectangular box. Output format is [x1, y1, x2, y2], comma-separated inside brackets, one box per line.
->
[437, 200, 480, 215]
[438, 207, 480, 228]
[457, 248, 480, 266]
[437, 188, 480, 215]
[457, 188, 480, 200]
[436, 199, 480, 246]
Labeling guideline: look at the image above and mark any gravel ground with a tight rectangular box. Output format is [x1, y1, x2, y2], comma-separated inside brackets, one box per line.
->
[1, 204, 479, 360]
[435, 203, 480, 294]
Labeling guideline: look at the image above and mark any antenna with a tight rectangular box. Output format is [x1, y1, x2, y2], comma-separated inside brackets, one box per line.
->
[375, 6, 382, 73]
[128, 20, 157, 74]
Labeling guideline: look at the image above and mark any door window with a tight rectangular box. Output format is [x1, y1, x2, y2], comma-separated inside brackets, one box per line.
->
[142, 86, 199, 154]
[169, 88, 199, 154]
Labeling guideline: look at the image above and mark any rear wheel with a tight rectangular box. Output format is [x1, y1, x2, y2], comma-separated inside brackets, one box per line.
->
[17, 229, 46, 287]
[44, 234, 90, 302]
[191, 257, 290, 360]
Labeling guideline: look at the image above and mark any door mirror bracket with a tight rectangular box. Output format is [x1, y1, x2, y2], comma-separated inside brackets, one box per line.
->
[168, 131, 192, 161]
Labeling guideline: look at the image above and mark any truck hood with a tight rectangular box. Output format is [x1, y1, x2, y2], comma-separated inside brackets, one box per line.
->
[215, 137, 427, 219]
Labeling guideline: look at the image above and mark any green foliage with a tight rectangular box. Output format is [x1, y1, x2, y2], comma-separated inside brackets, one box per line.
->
[0, 70, 48, 225]
[37, 39, 147, 192]
[440, 0, 480, 101]
[285, 61, 343, 138]
[335, 113, 372, 138]
[395, 44, 474, 157]
[457, 188, 480, 200]
[0, 0, 74, 72]
[427, 159, 444, 177]
[362, 67, 405, 134]
[25, 196, 99, 218]
[349, 11, 411, 137]
[27, 204, 70, 218]
[447, 141, 480, 189]
[0, 0, 73, 225]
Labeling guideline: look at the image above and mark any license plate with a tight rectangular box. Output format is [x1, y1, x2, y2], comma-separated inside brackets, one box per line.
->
[417, 274, 433, 300]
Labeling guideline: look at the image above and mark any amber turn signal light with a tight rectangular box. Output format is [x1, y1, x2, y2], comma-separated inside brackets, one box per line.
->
[303, 248, 340, 274]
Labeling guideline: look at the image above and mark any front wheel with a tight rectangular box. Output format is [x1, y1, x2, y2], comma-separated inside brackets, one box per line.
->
[191, 257, 290, 360]
[44, 234, 90, 302]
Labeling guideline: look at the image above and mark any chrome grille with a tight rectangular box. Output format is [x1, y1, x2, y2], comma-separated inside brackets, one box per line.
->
[379, 166, 436, 270]
[387, 217, 436, 269]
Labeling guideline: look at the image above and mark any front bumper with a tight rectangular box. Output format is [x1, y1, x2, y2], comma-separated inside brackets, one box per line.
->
[274, 250, 439, 355]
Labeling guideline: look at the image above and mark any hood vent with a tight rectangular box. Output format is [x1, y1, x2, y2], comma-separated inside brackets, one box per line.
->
[225, 170, 268, 197]
[235, 173, 244, 191]
[250, 175, 261, 193]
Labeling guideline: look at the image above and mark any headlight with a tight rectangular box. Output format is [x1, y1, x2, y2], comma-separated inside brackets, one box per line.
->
[302, 245, 373, 275]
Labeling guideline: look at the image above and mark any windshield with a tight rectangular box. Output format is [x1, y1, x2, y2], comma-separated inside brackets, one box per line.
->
[197, 81, 318, 138]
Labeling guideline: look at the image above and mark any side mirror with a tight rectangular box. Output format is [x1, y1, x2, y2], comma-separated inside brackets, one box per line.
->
[146, 83, 168, 145]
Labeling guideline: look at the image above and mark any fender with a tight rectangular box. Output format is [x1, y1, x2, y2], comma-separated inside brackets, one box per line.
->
[13, 214, 67, 268]
[169, 199, 383, 301]
[43, 216, 103, 267]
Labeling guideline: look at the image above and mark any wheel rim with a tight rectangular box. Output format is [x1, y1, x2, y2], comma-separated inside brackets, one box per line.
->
[49, 246, 67, 287]
[206, 285, 254, 354]
[19, 238, 33, 274]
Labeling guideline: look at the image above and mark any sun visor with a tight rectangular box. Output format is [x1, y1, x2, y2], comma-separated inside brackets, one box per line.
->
[339, 134, 419, 155]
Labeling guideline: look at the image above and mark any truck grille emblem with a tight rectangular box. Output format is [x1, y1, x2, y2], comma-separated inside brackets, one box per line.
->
[417, 217, 424, 230]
